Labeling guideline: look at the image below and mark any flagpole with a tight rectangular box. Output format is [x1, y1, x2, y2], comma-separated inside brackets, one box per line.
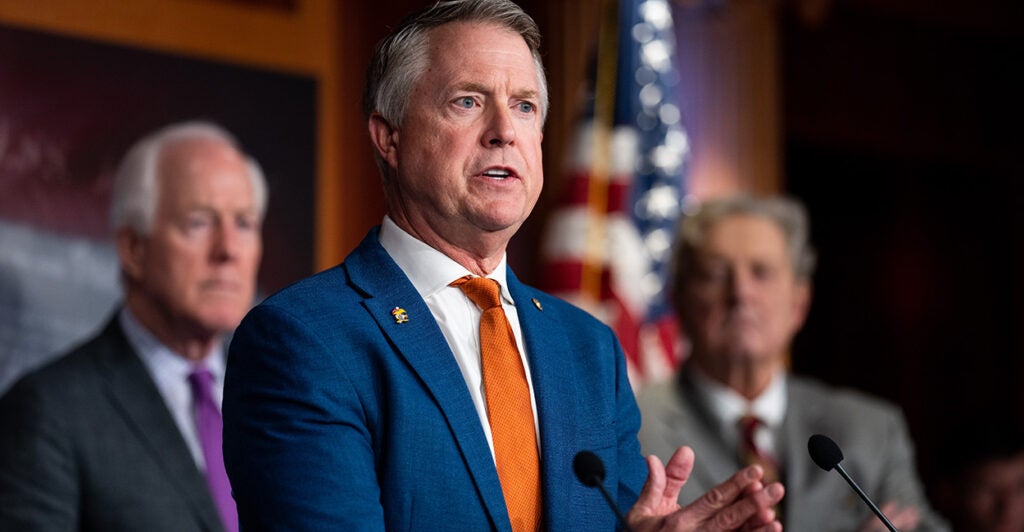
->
[582, 0, 619, 305]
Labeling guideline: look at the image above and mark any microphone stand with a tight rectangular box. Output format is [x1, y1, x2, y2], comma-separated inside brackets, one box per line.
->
[592, 481, 633, 532]
[834, 462, 898, 532]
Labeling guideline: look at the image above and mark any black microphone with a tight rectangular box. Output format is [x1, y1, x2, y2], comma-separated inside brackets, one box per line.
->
[808, 434, 898, 532]
[573, 451, 634, 532]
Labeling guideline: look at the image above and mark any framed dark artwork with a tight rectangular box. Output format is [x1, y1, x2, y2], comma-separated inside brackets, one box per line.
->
[0, 22, 316, 391]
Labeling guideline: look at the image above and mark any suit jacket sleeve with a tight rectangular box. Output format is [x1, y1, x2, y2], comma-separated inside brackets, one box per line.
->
[873, 406, 950, 531]
[224, 300, 386, 531]
[611, 330, 647, 511]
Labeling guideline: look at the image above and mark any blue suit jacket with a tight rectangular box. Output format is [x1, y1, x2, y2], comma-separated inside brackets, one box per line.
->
[223, 228, 647, 530]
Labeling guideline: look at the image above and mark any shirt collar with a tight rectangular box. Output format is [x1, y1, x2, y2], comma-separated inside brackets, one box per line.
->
[690, 365, 788, 429]
[378, 215, 513, 303]
[119, 307, 225, 378]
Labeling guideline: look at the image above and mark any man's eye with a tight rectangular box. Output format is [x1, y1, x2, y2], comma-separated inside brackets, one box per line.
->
[237, 215, 257, 231]
[457, 97, 475, 109]
[187, 216, 212, 230]
[705, 270, 728, 282]
[752, 264, 776, 281]
[695, 265, 727, 283]
[517, 101, 535, 113]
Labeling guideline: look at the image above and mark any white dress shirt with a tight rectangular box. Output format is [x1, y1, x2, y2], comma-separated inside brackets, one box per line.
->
[690, 366, 787, 460]
[378, 216, 540, 458]
[120, 308, 225, 470]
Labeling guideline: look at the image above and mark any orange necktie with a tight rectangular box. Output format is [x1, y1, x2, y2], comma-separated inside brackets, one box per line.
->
[451, 276, 541, 531]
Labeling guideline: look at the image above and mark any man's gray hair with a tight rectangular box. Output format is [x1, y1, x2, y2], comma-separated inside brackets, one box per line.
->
[673, 194, 817, 285]
[110, 121, 268, 235]
[362, 0, 549, 177]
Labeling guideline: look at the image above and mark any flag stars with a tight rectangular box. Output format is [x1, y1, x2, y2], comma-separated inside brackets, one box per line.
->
[650, 143, 684, 173]
[539, 0, 687, 386]
[632, 22, 655, 43]
[659, 103, 681, 126]
[643, 227, 674, 261]
[639, 84, 663, 108]
[639, 0, 673, 30]
[666, 128, 689, 154]
[636, 184, 680, 221]
[641, 40, 673, 73]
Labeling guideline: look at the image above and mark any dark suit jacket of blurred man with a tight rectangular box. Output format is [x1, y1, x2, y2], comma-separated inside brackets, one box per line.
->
[0, 316, 226, 532]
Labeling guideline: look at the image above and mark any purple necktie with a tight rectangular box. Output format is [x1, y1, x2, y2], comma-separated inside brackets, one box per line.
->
[188, 367, 238, 532]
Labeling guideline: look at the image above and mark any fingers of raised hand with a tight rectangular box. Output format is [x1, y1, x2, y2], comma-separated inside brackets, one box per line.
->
[661, 446, 696, 500]
[888, 505, 920, 530]
[626, 453, 681, 530]
[678, 469, 784, 532]
[687, 465, 764, 520]
[712, 482, 783, 531]
[860, 501, 919, 532]
[636, 454, 667, 505]
[742, 482, 784, 529]
[634, 448, 695, 514]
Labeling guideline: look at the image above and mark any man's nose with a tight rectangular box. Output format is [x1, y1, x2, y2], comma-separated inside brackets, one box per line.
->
[211, 221, 240, 261]
[483, 106, 516, 147]
[727, 269, 755, 302]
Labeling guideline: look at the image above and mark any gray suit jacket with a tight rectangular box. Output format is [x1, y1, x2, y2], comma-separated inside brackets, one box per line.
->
[0, 316, 225, 532]
[637, 367, 949, 531]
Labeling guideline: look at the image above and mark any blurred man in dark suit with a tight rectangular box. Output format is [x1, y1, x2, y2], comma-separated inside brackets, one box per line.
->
[0, 121, 266, 532]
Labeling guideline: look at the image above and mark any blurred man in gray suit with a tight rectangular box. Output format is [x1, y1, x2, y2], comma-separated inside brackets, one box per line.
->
[637, 194, 949, 531]
[0, 121, 266, 532]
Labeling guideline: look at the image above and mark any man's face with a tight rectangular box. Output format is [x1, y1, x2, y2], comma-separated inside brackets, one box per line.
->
[964, 453, 1024, 532]
[681, 214, 809, 368]
[377, 21, 544, 247]
[124, 138, 262, 338]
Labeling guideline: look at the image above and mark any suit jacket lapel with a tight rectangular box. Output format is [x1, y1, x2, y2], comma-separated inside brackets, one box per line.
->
[94, 318, 224, 532]
[344, 231, 511, 531]
[677, 368, 743, 490]
[506, 272, 577, 527]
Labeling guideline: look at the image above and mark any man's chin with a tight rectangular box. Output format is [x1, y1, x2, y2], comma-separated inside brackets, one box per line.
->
[719, 342, 769, 363]
[193, 308, 248, 335]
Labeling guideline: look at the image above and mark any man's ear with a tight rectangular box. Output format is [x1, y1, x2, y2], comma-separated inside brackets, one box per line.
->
[116, 227, 146, 282]
[368, 113, 399, 170]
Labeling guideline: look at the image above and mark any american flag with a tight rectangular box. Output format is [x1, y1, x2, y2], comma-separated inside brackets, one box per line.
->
[540, 0, 690, 389]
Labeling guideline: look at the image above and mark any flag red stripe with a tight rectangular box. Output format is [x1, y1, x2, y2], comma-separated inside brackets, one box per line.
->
[556, 172, 632, 214]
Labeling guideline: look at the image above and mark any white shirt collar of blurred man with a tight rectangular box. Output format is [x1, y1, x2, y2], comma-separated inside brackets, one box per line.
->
[690, 365, 787, 457]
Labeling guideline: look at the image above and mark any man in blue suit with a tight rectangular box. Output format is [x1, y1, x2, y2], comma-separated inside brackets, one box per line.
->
[222, 1, 784, 530]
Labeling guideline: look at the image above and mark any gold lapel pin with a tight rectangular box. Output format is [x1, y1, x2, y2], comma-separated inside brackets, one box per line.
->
[391, 307, 409, 324]
[531, 298, 543, 311]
